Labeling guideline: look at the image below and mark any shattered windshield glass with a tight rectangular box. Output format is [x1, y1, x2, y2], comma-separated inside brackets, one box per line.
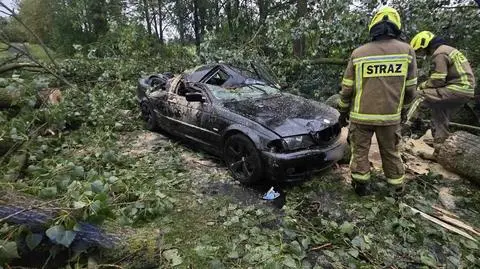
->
[208, 84, 280, 101]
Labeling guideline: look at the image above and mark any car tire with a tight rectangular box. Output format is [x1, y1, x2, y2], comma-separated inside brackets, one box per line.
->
[140, 100, 160, 131]
[223, 134, 263, 184]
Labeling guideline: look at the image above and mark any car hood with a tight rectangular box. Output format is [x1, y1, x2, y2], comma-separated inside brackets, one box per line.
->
[222, 93, 340, 137]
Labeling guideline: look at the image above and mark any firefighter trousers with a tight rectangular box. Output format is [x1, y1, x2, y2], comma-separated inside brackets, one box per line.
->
[349, 123, 405, 185]
[406, 87, 469, 143]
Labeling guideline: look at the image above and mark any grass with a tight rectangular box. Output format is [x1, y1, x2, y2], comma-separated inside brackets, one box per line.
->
[0, 42, 54, 62]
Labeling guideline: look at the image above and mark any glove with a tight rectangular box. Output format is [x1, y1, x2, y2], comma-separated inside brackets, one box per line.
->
[339, 112, 349, 127]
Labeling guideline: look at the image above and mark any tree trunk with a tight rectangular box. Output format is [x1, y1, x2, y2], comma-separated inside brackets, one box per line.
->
[157, 0, 164, 44]
[175, 0, 186, 44]
[193, 0, 201, 55]
[293, 0, 307, 58]
[436, 131, 480, 184]
[257, 0, 268, 25]
[151, 3, 160, 39]
[142, 0, 152, 35]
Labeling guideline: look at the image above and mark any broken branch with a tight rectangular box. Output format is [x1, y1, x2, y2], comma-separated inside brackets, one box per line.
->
[310, 243, 332, 251]
[403, 203, 478, 242]
[0, 62, 40, 74]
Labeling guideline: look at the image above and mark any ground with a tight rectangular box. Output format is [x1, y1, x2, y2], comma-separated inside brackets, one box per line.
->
[1, 110, 480, 268]
[105, 127, 480, 268]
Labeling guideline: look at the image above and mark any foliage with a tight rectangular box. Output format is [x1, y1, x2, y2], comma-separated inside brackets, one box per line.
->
[1, 0, 480, 267]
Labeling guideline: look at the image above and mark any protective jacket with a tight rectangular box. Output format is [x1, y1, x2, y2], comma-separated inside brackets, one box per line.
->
[338, 38, 417, 126]
[420, 45, 476, 97]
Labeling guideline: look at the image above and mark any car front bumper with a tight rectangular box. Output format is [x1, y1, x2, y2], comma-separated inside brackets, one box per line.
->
[261, 140, 346, 182]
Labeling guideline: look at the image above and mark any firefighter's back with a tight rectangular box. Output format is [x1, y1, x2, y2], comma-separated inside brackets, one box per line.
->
[350, 39, 416, 126]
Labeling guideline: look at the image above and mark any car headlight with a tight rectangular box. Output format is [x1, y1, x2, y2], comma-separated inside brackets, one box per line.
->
[283, 135, 315, 151]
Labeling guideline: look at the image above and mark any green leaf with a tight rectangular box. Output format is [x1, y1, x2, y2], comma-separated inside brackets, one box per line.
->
[301, 237, 311, 249]
[91, 180, 104, 193]
[46, 225, 77, 247]
[71, 166, 84, 179]
[283, 255, 297, 268]
[340, 221, 355, 235]
[351, 236, 364, 249]
[162, 249, 183, 266]
[420, 252, 437, 267]
[288, 240, 303, 257]
[73, 201, 87, 209]
[26, 233, 43, 250]
[40, 186, 58, 198]
[0, 240, 20, 259]
[227, 250, 239, 259]
[348, 249, 359, 258]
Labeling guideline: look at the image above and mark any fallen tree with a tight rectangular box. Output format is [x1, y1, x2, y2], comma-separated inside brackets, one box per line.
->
[436, 131, 480, 185]
[0, 190, 163, 269]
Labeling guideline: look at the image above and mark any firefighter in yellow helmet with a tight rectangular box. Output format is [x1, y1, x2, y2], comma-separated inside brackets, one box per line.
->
[337, 6, 418, 196]
[405, 31, 476, 149]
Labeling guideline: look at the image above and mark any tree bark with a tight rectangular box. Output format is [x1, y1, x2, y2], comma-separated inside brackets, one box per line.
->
[257, 0, 269, 25]
[193, 0, 201, 55]
[142, 0, 152, 35]
[151, 3, 160, 39]
[175, 0, 186, 44]
[436, 131, 480, 184]
[157, 0, 164, 44]
[293, 0, 307, 58]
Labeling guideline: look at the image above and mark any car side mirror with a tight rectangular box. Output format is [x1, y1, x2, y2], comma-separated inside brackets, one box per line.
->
[185, 92, 206, 102]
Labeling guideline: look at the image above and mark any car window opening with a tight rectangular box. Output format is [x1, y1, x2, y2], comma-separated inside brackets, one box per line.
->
[206, 69, 230, 86]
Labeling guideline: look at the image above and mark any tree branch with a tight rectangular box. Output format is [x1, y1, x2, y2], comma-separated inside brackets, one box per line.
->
[0, 62, 40, 74]
[0, 2, 58, 68]
[0, 35, 73, 87]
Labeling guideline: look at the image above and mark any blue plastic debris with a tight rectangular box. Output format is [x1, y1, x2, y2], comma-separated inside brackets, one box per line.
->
[263, 187, 280, 200]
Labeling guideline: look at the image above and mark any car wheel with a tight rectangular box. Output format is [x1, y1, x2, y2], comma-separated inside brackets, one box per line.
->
[224, 134, 263, 184]
[140, 101, 159, 131]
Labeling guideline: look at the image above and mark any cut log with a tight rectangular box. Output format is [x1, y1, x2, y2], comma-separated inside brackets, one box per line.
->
[436, 131, 480, 184]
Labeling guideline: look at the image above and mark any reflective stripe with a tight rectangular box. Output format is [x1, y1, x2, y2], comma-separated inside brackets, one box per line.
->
[350, 112, 401, 122]
[449, 50, 470, 87]
[353, 54, 412, 64]
[342, 78, 354, 87]
[338, 99, 350, 108]
[350, 54, 410, 118]
[354, 64, 362, 113]
[387, 175, 405, 185]
[446, 84, 474, 95]
[352, 172, 371, 182]
[406, 96, 425, 121]
[430, 73, 447, 79]
[405, 77, 418, 87]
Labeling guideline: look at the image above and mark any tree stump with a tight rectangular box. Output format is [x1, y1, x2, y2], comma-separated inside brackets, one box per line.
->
[436, 131, 480, 184]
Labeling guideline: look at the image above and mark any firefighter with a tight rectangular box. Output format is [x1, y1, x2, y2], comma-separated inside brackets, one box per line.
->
[337, 6, 418, 196]
[405, 31, 476, 148]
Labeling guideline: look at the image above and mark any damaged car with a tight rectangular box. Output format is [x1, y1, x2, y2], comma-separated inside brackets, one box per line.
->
[136, 62, 346, 183]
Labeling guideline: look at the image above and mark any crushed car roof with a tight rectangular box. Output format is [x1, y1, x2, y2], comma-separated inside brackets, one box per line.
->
[183, 63, 267, 88]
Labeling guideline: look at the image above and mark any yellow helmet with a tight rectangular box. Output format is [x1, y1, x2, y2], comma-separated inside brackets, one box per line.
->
[410, 31, 436, 50]
[369, 6, 402, 31]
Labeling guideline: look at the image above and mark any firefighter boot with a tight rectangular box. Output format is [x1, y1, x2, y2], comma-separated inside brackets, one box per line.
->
[351, 181, 371, 197]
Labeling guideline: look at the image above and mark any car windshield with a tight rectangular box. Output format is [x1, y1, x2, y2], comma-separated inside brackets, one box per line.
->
[208, 84, 281, 101]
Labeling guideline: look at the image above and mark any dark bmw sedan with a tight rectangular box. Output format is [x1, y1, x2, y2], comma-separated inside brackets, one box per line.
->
[136, 63, 346, 183]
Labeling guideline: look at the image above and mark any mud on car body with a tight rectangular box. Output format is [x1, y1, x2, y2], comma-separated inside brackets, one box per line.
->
[136, 63, 346, 183]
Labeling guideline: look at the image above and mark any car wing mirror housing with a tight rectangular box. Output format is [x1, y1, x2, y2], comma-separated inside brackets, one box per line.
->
[185, 92, 206, 102]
